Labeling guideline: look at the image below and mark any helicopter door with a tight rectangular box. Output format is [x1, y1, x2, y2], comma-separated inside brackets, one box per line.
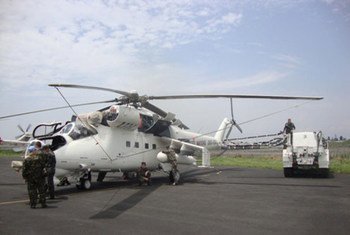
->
[32, 122, 64, 138]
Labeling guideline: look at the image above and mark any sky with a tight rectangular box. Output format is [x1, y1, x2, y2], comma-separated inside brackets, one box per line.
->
[0, 0, 349, 140]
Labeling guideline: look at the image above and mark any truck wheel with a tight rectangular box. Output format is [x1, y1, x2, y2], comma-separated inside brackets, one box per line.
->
[284, 168, 294, 177]
[319, 169, 329, 178]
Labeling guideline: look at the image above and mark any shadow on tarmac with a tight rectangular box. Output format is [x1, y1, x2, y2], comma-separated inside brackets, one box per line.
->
[48, 167, 338, 219]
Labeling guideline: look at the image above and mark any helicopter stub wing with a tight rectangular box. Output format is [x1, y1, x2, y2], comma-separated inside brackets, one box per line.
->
[162, 137, 211, 167]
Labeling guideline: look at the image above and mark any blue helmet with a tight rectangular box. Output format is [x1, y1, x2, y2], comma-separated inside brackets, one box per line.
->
[28, 146, 35, 153]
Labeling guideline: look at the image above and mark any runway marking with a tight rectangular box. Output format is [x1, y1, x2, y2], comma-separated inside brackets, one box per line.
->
[0, 199, 29, 206]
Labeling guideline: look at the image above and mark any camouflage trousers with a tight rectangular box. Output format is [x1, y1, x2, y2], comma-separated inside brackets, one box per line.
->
[26, 179, 46, 207]
[46, 174, 55, 198]
[138, 172, 151, 185]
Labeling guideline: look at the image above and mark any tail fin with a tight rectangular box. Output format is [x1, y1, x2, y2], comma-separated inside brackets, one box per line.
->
[214, 118, 231, 143]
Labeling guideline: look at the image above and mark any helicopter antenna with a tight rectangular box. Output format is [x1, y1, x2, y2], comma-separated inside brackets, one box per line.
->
[54, 87, 114, 161]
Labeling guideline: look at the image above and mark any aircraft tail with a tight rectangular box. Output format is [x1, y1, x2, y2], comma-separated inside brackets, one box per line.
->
[214, 118, 231, 143]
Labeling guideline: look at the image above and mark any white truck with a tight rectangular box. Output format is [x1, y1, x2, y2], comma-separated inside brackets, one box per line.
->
[282, 131, 329, 177]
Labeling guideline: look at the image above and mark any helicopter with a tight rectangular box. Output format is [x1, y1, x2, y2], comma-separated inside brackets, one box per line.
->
[0, 124, 32, 152]
[4, 84, 323, 189]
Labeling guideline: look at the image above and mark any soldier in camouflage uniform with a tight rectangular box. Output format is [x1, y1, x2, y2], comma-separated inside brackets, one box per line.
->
[162, 146, 179, 185]
[137, 162, 151, 186]
[163, 146, 177, 165]
[42, 145, 56, 199]
[22, 143, 48, 209]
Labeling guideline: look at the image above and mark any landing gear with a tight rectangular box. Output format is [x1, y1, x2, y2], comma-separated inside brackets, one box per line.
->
[97, 171, 107, 182]
[57, 177, 70, 186]
[319, 168, 330, 178]
[76, 170, 92, 190]
[123, 172, 136, 180]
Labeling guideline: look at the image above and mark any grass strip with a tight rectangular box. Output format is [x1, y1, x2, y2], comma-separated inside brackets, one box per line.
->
[208, 155, 350, 174]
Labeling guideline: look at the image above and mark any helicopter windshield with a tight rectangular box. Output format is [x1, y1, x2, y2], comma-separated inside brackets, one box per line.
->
[60, 123, 96, 140]
[60, 123, 74, 134]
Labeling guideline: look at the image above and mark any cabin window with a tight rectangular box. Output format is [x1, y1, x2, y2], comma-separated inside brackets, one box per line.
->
[152, 144, 156, 149]
[134, 142, 139, 148]
[145, 143, 149, 149]
[126, 141, 131, 147]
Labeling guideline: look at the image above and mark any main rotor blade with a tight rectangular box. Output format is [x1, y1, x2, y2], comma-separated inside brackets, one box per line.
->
[49, 84, 131, 97]
[142, 101, 168, 118]
[0, 99, 116, 120]
[230, 98, 234, 120]
[148, 94, 323, 100]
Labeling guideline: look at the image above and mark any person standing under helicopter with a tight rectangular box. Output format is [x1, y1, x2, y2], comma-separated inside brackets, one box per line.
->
[162, 146, 179, 185]
[42, 145, 56, 199]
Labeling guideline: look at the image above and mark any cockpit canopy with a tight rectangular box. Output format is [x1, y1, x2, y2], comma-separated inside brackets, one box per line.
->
[60, 122, 96, 140]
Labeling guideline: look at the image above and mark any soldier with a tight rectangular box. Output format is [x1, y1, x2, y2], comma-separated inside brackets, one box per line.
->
[283, 118, 296, 147]
[163, 146, 177, 165]
[22, 142, 47, 209]
[284, 118, 296, 134]
[101, 105, 118, 126]
[162, 146, 179, 185]
[137, 162, 151, 186]
[42, 145, 56, 199]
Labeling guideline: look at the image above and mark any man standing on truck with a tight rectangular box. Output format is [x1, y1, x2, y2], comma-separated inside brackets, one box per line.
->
[283, 118, 296, 146]
[284, 118, 296, 134]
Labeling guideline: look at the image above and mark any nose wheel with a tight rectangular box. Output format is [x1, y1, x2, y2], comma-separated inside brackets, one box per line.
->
[76, 170, 92, 190]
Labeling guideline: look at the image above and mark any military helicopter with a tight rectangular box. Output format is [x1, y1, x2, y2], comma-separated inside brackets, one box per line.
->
[4, 84, 323, 189]
[0, 124, 32, 152]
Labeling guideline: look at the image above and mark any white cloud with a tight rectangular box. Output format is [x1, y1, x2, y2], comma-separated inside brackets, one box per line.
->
[180, 71, 287, 93]
[0, 0, 244, 90]
[272, 54, 302, 69]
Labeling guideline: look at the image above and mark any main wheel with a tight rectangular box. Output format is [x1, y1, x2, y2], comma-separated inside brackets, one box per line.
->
[76, 178, 92, 190]
[319, 168, 329, 178]
[83, 179, 91, 190]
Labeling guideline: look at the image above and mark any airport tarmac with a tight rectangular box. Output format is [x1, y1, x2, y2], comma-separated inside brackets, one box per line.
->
[1, 156, 350, 235]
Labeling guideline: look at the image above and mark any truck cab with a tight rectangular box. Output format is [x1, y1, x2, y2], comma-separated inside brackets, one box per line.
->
[282, 131, 329, 177]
